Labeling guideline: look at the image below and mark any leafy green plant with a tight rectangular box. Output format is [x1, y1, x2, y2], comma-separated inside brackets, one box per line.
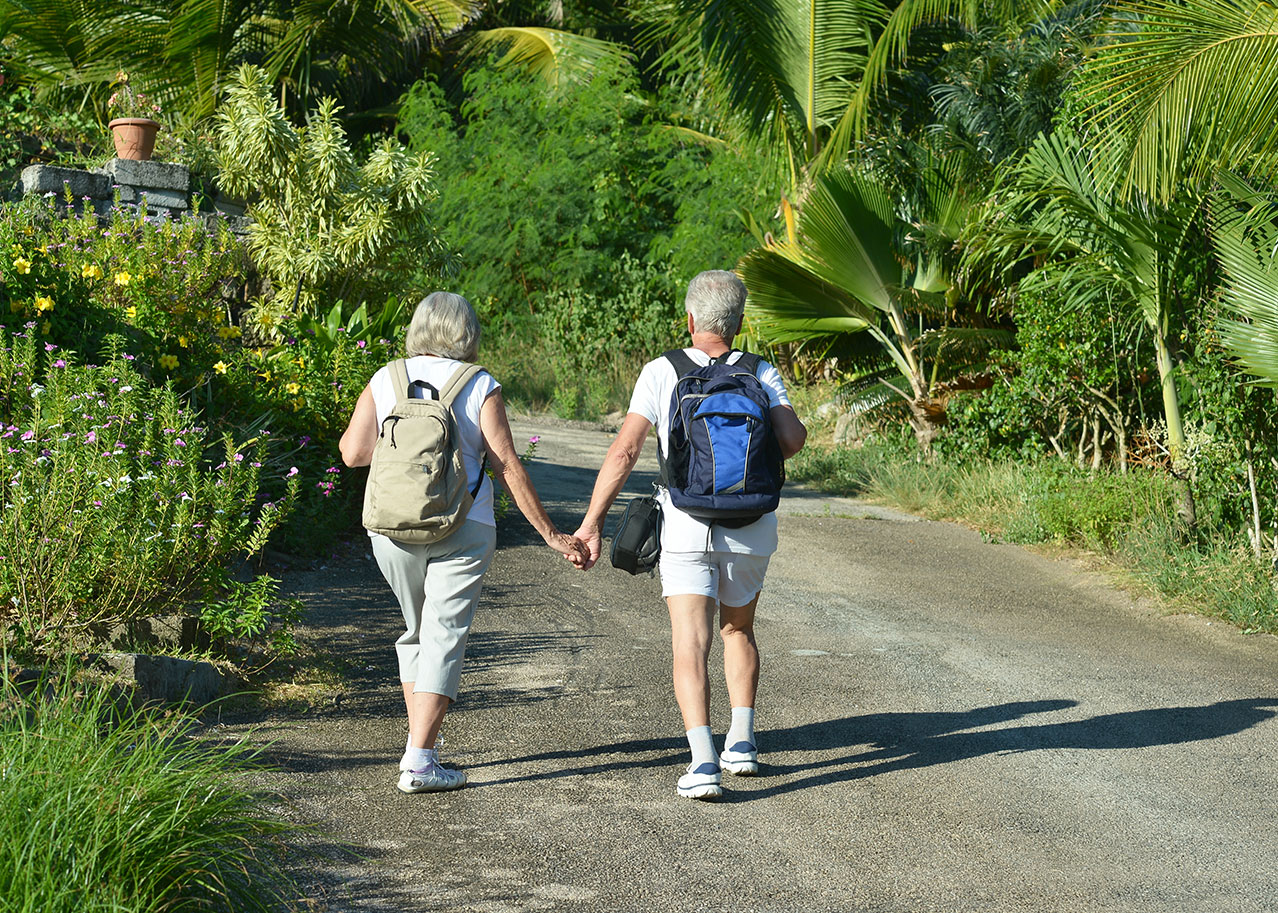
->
[0, 662, 304, 913]
[215, 64, 448, 324]
[200, 571, 304, 656]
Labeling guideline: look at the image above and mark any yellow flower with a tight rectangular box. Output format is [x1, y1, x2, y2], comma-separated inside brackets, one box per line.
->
[34, 295, 54, 313]
[257, 369, 273, 382]
[294, 356, 305, 368]
[285, 382, 301, 395]
[291, 399, 303, 412]
[114, 271, 132, 286]
[216, 325, 241, 340]
[178, 335, 189, 349]
[213, 361, 229, 375]
[124, 306, 137, 320]
[81, 264, 103, 280]
[13, 257, 31, 274]
[159, 354, 179, 371]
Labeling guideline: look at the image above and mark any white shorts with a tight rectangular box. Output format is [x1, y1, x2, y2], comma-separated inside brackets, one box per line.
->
[659, 550, 770, 606]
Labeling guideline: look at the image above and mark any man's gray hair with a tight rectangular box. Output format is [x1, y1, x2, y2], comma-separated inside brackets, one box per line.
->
[685, 270, 747, 339]
[405, 291, 481, 362]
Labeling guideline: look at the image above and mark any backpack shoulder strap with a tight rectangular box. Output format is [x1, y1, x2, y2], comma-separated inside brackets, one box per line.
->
[437, 363, 485, 408]
[388, 359, 412, 402]
[730, 350, 762, 374]
[662, 349, 699, 377]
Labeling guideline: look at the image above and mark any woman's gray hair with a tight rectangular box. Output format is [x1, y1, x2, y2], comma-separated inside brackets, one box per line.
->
[685, 270, 747, 339]
[405, 291, 481, 362]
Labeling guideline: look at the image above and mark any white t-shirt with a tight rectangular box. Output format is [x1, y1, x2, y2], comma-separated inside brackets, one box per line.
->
[627, 348, 792, 555]
[368, 356, 500, 530]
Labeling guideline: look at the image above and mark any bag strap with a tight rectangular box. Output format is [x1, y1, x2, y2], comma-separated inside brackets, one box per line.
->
[433, 363, 488, 499]
[731, 350, 762, 375]
[437, 363, 485, 408]
[662, 349, 699, 377]
[388, 359, 412, 402]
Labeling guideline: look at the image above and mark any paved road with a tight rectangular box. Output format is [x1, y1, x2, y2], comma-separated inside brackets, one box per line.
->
[222, 416, 1278, 913]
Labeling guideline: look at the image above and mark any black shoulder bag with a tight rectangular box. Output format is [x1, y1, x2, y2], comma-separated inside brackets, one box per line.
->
[609, 494, 662, 575]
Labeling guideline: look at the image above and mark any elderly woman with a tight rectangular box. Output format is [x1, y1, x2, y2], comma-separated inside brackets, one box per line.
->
[340, 291, 586, 794]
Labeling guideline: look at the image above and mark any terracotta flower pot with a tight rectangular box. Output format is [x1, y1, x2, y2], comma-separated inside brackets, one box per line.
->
[108, 118, 161, 161]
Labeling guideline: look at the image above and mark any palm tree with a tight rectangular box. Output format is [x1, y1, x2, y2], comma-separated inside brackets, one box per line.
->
[1080, 0, 1278, 204]
[0, 0, 481, 117]
[964, 130, 1201, 524]
[738, 163, 998, 446]
[818, 0, 1067, 168]
[637, 0, 883, 196]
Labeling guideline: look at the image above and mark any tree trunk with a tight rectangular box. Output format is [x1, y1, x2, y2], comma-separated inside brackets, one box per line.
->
[908, 398, 946, 451]
[1153, 329, 1196, 533]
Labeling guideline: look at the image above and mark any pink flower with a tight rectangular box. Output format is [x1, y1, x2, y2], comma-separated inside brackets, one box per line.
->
[356, 340, 367, 349]
[286, 466, 299, 478]
[20, 431, 34, 441]
[529, 435, 541, 444]
[85, 431, 96, 443]
[53, 359, 66, 368]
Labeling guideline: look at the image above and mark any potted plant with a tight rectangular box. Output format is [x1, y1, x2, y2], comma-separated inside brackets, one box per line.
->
[107, 73, 162, 161]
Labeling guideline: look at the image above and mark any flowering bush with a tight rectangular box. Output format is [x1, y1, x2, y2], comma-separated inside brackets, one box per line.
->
[0, 332, 297, 652]
[0, 195, 248, 379]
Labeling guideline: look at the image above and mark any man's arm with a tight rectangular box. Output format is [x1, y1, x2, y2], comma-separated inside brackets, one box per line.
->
[573, 412, 653, 570]
[771, 404, 807, 459]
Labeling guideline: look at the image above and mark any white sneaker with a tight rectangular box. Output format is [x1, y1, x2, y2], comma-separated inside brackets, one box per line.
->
[719, 740, 759, 776]
[397, 762, 467, 793]
[677, 762, 723, 800]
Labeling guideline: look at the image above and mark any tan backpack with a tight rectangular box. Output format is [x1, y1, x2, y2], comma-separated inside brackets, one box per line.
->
[362, 359, 485, 543]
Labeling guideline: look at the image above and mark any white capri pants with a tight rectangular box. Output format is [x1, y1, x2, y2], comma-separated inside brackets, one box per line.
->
[371, 518, 497, 700]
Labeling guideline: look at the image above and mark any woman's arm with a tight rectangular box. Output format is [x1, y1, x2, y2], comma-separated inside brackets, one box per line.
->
[479, 389, 587, 566]
[339, 386, 378, 468]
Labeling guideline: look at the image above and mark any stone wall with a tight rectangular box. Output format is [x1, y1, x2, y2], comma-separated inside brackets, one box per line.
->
[17, 158, 249, 232]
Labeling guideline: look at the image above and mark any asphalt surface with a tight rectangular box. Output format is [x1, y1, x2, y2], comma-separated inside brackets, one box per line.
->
[218, 415, 1278, 913]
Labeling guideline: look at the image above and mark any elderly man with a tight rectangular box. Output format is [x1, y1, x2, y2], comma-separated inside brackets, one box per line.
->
[574, 270, 807, 799]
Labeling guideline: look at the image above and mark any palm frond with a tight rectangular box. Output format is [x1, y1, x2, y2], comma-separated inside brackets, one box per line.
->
[835, 365, 912, 414]
[1081, 0, 1278, 202]
[820, 0, 1061, 171]
[465, 26, 630, 87]
[1211, 172, 1278, 387]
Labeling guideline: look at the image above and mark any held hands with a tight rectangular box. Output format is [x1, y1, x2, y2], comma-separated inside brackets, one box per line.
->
[570, 521, 602, 571]
[546, 530, 591, 569]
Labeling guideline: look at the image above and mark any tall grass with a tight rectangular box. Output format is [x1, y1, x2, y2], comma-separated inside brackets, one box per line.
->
[0, 665, 302, 913]
[789, 439, 1278, 633]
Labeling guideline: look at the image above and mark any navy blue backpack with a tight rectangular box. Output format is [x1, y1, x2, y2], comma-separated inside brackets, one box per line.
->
[658, 349, 785, 526]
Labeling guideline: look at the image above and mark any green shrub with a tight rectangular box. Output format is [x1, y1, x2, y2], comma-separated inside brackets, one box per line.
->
[0, 664, 302, 913]
[1000, 466, 1170, 552]
[216, 64, 448, 322]
[792, 437, 1276, 632]
[0, 334, 296, 653]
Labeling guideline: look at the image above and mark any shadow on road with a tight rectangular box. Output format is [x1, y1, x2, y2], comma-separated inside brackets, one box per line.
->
[471, 697, 1278, 797]
[749, 696, 1278, 799]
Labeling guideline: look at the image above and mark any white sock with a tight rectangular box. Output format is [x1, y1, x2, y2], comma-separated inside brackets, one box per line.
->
[726, 707, 756, 750]
[686, 725, 718, 769]
[402, 747, 437, 771]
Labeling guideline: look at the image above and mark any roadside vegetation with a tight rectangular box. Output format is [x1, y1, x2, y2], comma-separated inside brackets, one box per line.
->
[4, 0, 1278, 907]
[0, 663, 301, 913]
